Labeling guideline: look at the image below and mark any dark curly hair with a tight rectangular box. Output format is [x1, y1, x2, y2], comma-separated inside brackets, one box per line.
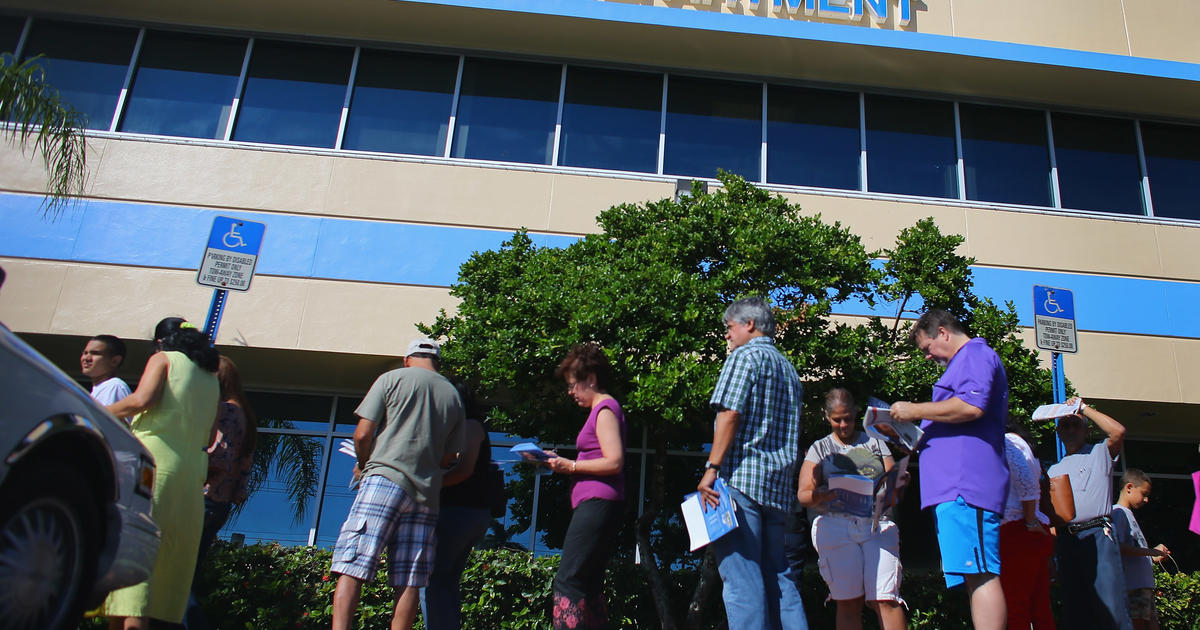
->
[154, 317, 219, 373]
[555, 342, 612, 392]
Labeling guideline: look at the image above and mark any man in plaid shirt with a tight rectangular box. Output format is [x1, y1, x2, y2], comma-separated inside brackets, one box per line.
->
[698, 297, 809, 630]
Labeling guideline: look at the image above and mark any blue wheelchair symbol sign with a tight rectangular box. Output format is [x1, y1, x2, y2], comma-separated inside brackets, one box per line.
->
[207, 216, 265, 255]
[1033, 286, 1075, 320]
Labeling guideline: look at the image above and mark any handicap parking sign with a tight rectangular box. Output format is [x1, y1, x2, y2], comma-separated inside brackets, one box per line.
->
[1033, 285, 1077, 353]
[197, 216, 266, 292]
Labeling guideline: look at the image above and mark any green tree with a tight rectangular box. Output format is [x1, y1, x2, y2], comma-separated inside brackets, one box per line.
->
[1, 53, 88, 216]
[422, 173, 1057, 629]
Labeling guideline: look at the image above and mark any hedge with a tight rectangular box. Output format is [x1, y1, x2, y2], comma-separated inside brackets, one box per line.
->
[78, 541, 1200, 629]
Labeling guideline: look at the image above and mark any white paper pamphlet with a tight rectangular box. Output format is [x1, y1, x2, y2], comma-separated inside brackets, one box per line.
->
[680, 477, 738, 551]
[864, 405, 924, 454]
[827, 473, 875, 518]
[1032, 400, 1083, 421]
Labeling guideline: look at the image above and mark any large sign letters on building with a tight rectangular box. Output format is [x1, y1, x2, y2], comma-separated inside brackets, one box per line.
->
[687, 0, 912, 26]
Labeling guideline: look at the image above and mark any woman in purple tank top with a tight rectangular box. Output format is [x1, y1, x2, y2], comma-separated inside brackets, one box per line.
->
[542, 342, 627, 630]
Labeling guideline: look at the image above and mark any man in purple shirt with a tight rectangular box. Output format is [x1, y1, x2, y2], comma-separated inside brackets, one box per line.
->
[891, 309, 1009, 630]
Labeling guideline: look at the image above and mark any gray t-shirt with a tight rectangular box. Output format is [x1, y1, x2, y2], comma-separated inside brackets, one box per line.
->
[1047, 442, 1116, 523]
[355, 367, 464, 511]
[804, 432, 891, 517]
[1111, 504, 1154, 590]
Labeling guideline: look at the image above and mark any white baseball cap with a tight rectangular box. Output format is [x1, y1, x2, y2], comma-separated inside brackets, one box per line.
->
[405, 337, 440, 357]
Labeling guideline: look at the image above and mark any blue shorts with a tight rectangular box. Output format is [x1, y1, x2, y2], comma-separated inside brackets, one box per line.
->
[933, 496, 1001, 588]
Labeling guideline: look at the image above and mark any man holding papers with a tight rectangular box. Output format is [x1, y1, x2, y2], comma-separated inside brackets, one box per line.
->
[698, 297, 809, 630]
[890, 309, 1010, 630]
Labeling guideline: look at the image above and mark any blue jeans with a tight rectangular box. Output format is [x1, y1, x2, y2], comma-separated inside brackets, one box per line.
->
[711, 487, 809, 630]
[1056, 522, 1134, 630]
[420, 505, 491, 630]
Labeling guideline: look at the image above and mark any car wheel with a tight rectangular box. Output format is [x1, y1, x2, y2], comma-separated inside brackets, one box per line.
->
[0, 464, 99, 630]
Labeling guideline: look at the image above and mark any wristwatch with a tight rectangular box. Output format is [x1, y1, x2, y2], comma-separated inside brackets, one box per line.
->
[704, 461, 720, 473]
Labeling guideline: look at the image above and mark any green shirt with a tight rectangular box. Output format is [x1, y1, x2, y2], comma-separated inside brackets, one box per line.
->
[356, 367, 465, 511]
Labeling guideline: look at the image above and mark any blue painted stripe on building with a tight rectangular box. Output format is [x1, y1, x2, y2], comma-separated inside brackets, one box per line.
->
[0, 194, 576, 287]
[2, 193, 1197, 338]
[396, 0, 1200, 83]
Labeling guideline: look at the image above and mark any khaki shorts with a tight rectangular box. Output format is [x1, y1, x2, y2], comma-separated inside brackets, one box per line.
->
[812, 514, 902, 602]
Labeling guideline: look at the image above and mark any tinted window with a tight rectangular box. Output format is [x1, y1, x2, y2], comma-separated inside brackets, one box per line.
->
[1052, 113, 1144, 215]
[343, 49, 458, 156]
[865, 95, 957, 198]
[232, 40, 352, 148]
[314, 451, 356, 548]
[249, 391, 334, 432]
[451, 57, 560, 165]
[1, 15, 24, 53]
[119, 31, 245, 139]
[664, 75, 761, 180]
[767, 85, 859, 190]
[1141, 121, 1200, 221]
[558, 66, 661, 173]
[333, 395, 364, 429]
[20, 20, 137, 130]
[220, 435, 323, 546]
[960, 104, 1052, 207]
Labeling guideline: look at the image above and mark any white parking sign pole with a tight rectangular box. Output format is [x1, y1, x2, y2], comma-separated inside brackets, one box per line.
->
[197, 216, 266, 342]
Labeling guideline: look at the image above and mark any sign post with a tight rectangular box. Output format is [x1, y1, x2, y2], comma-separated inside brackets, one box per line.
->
[1033, 285, 1078, 460]
[197, 216, 266, 342]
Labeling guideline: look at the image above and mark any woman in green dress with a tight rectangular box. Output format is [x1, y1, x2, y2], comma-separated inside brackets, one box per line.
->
[103, 317, 219, 629]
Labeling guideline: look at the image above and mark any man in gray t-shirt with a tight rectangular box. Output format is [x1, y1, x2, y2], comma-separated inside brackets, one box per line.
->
[1047, 397, 1132, 630]
[331, 338, 465, 630]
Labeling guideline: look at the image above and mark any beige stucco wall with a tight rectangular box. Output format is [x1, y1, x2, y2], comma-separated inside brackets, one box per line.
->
[2, 134, 1198, 410]
[8, 136, 1195, 281]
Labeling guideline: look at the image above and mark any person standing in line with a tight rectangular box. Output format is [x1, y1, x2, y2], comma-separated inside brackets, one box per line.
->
[697, 296, 809, 630]
[798, 388, 905, 630]
[420, 381, 495, 630]
[890, 309, 1009, 630]
[330, 338, 465, 630]
[178, 355, 258, 630]
[542, 342, 627, 630]
[999, 419, 1055, 630]
[1112, 468, 1171, 630]
[102, 318, 220, 630]
[82, 334, 132, 410]
[1047, 397, 1133, 630]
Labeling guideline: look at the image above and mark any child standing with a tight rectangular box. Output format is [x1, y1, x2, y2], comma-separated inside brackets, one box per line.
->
[1111, 468, 1172, 630]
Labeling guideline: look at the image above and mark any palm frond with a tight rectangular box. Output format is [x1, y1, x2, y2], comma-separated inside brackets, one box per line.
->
[0, 53, 88, 218]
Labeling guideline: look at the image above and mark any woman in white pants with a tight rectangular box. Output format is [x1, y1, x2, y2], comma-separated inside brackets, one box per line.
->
[798, 388, 906, 630]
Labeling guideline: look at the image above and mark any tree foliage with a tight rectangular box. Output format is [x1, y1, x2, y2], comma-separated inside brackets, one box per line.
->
[422, 172, 1058, 629]
[1, 53, 88, 217]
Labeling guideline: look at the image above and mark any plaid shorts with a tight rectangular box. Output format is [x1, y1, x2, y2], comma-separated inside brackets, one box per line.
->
[330, 475, 438, 587]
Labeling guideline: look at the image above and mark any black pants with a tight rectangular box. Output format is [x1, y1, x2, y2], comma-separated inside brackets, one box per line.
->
[552, 499, 624, 630]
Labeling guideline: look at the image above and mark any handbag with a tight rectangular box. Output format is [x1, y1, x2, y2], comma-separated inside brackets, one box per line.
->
[1040, 473, 1076, 526]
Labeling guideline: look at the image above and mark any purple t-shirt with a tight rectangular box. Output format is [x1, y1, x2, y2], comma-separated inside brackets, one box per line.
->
[570, 397, 627, 508]
[918, 337, 1010, 514]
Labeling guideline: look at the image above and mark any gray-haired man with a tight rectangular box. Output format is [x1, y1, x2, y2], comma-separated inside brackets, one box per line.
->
[697, 297, 809, 630]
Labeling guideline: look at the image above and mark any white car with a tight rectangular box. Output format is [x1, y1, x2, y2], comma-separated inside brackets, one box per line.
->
[0, 272, 161, 629]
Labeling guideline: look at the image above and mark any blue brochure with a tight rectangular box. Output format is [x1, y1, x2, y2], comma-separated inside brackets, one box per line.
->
[510, 442, 551, 461]
[510, 442, 553, 475]
[680, 477, 739, 551]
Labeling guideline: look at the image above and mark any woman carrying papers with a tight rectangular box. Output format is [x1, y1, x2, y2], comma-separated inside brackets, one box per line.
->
[541, 343, 627, 630]
[798, 389, 906, 630]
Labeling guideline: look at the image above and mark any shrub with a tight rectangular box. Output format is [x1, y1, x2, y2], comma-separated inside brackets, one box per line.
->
[77, 543, 1200, 629]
